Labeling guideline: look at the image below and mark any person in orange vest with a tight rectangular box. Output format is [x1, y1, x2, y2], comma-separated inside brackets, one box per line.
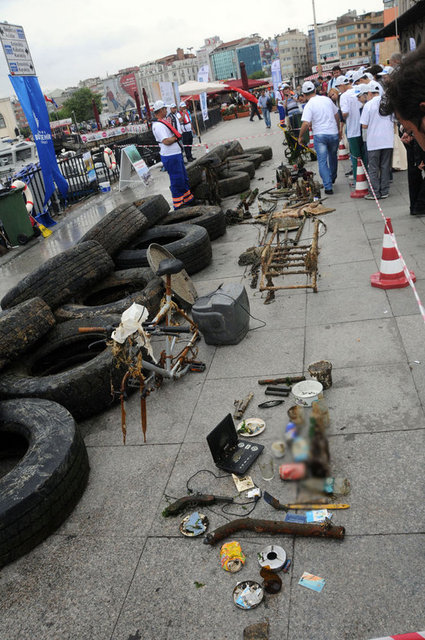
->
[179, 101, 196, 162]
[152, 100, 198, 209]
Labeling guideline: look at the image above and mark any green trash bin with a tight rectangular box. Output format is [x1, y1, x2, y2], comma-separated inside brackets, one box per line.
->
[0, 186, 34, 246]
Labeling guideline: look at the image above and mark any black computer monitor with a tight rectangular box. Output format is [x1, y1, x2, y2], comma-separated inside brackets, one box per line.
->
[206, 414, 238, 463]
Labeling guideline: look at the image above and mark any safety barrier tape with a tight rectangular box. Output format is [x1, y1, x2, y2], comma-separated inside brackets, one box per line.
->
[359, 158, 425, 325]
[112, 128, 283, 150]
[368, 633, 425, 640]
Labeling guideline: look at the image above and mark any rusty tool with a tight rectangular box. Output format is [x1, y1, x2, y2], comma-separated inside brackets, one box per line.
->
[233, 391, 254, 420]
[258, 375, 305, 386]
[162, 494, 234, 517]
[263, 491, 349, 511]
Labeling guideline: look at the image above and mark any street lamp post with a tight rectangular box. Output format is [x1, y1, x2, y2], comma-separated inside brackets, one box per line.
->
[312, 0, 322, 75]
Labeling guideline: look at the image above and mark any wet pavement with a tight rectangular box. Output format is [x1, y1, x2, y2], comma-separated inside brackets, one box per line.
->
[1, 114, 425, 640]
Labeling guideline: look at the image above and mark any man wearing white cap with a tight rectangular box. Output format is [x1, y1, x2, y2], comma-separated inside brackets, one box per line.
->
[337, 75, 367, 180]
[360, 83, 394, 199]
[298, 80, 341, 194]
[169, 103, 182, 133]
[179, 102, 196, 162]
[152, 100, 196, 209]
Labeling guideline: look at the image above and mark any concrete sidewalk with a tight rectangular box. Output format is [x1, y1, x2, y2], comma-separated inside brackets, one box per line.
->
[1, 113, 424, 640]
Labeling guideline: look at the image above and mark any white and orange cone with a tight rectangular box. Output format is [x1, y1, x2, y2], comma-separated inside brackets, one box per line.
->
[308, 127, 314, 149]
[338, 140, 350, 161]
[371, 218, 416, 289]
[350, 158, 368, 198]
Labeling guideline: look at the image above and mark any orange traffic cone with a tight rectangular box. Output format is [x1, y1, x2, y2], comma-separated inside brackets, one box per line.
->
[338, 140, 350, 161]
[308, 127, 314, 149]
[350, 158, 369, 198]
[371, 218, 416, 289]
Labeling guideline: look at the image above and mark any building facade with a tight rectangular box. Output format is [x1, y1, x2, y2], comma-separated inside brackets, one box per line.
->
[277, 29, 310, 82]
[209, 38, 246, 80]
[337, 10, 384, 62]
[308, 29, 317, 67]
[0, 98, 19, 139]
[237, 43, 262, 77]
[138, 50, 198, 102]
[316, 20, 340, 64]
[196, 36, 222, 75]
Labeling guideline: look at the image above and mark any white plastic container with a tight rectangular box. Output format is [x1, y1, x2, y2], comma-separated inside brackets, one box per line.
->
[99, 181, 111, 193]
[291, 380, 323, 407]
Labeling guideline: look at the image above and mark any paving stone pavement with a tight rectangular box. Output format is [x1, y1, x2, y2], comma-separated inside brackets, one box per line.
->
[1, 114, 424, 640]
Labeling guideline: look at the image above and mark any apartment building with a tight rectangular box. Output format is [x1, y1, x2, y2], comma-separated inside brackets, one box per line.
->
[337, 10, 384, 61]
[316, 20, 340, 63]
[277, 29, 310, 81]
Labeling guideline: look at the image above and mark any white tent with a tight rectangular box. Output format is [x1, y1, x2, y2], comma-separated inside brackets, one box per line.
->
[178, 80, 228, 94]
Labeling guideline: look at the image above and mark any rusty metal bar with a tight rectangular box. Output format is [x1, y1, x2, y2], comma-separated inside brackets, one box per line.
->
[203, 517, 345, 545]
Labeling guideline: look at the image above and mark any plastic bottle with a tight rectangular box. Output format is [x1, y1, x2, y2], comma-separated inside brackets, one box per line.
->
[284, 421, 298, 442]
[301, 477, 351, 495]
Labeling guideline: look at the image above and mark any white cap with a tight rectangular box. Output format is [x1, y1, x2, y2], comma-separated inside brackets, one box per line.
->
[364, 72, 374, 81]
[169, 102, 176, 108]
[367, 81, 381, 93]
[352, 69, 366, 83]
[179, 101, 187, 107]
[281, 83, 290, 89]
[378, 65, 394, 76]
[345, 70, 355, 80]
[335, 75, 349, 87]
[356, 85, 370, 96]
[153, 100, 166, 112]
[301, 81, 315, 94]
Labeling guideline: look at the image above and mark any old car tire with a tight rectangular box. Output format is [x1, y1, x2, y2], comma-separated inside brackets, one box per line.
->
[186, 163, 203, 189]
[1, 241, 114, 311]
[78, 203, 150, 257]
[0, 298, 55, 369]
[161, 206, 226, 241]
[54, 269, 164, 322]
[0, 398, 89, 568]
[114, 224, 212, 275]
[0, 316, 126, 421]
[242, 146, 273, 161]
[133, 194, 170, 226]
[225, 140, 244, 156]
[217, 170, 251, 198]
[227, 153, 264, 169]
[225, 160, 256, 179]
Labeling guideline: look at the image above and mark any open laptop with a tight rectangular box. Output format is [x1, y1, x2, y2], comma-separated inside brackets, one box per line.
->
[206, 414, 264, 475]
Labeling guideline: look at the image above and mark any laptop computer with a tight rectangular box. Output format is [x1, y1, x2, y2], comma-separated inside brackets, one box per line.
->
[206, 413, 264, 475]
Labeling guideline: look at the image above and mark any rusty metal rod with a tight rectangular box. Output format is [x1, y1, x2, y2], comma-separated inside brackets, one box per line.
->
[260, 283, 316, 291]
[203, 518, 345, 545]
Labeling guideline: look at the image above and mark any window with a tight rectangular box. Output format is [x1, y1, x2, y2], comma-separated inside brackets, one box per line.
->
[340, 36, 346, 42]
[0, 113, 5, 128]
[348, 43, 356, 49]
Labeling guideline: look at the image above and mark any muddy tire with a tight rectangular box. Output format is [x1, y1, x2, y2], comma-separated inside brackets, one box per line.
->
[114, 224, 212, 275]
[161, 206, 226, 241]
[78, 203, 150, 257]
[228, 153, 263, 169]
[186, 163, 203, 189]
[0, 398, 89, 568]
[242, 146, 273, 161]
[226, 160, 255, 179]
[225, 140, 244, 156]
[217, 170, 251, 198]
[192, 183, 211, 201]
[54, 269, 164, 322]
[1, 241, 114, 311]
[0, 298, 55, 369]
[0, 316, 126, 421]
[133, 194, 170, 226]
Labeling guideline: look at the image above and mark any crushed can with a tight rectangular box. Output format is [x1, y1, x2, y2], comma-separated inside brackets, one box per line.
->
[220, 541, 246, 573]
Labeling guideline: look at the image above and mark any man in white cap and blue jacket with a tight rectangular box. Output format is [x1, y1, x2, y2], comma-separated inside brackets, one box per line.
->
[152, 100, 196, 209]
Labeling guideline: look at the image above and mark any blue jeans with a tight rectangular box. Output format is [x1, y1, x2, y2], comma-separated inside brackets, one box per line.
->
[262, 108, 271, 128]
[313, 134, 339, 190]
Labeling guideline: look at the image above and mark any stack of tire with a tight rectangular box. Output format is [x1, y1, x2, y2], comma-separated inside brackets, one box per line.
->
[184, 141, 273, 201]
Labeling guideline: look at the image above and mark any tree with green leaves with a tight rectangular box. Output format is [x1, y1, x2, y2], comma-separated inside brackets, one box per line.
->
[249, 70, 268, 80]
[60, 88, 102, 122]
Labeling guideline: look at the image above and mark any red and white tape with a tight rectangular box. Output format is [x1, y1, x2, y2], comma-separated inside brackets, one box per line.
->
[360, 159, 425, 325]
[114, 129, 281, 150]
[369, 633, 425, 640]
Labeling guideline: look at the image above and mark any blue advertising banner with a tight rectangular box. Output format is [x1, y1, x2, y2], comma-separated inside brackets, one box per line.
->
[9, 75, 68, 206]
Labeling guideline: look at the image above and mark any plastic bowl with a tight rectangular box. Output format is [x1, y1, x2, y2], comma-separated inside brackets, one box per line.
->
[291, 380, 323, 407]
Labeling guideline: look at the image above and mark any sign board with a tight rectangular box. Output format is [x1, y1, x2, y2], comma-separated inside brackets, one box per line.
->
[271, 59, 282, 96]
[312, 57, 370, 73]
[83, 151, 96, 183]
[0, 22, 36, 75]
[119, 144, 152, 191]
[159, 81, 175, 107]
[197, 65, 209, 122]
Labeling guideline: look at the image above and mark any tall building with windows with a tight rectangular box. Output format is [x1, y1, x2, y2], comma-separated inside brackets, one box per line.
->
[337, 10, 384, 61]
[209, 37, 262, 80]
[276, 29, 310, 82]
[316, 20, 340, 64]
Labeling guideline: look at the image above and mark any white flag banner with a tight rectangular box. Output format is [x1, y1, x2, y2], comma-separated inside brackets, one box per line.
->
[271, 59, 282, 97]
[197, 65, 210, 121]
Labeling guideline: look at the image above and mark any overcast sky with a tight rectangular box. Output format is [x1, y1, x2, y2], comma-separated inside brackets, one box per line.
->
[0, 0, 384, 99]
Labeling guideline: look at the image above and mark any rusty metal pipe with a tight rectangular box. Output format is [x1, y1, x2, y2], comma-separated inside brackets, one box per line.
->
[203, 517, 345, 545]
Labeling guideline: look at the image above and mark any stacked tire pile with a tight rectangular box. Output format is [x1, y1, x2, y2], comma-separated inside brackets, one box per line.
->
[185, 141, 273, 202]
[0, 141, 272, 568]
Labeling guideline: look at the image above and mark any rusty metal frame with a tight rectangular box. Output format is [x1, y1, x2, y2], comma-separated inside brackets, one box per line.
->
[259, 219, 320, 298]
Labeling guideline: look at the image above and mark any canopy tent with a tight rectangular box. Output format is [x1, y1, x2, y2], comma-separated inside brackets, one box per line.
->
[178, 80, 228, 94]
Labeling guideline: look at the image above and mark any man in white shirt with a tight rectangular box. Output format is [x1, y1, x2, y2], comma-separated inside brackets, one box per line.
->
[337, 75, 367, 181]
[179, 101, 196, 162]
[327, 66, 342, 94]
[298, 81, 341, 194]
[360, 83, 394, 200]
[152, 100, 196, 209]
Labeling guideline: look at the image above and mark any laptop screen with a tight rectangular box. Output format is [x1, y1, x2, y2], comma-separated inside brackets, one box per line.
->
[206, 414, 238, 463]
